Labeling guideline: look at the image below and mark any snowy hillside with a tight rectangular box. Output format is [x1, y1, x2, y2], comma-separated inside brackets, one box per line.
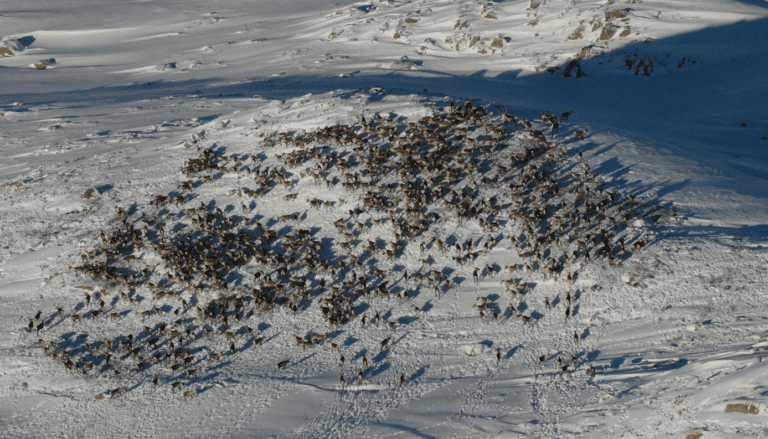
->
[1, 0, 768, 438]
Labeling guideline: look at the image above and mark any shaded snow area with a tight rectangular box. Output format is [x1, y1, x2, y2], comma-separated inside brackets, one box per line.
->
[2, 0, 768, 438]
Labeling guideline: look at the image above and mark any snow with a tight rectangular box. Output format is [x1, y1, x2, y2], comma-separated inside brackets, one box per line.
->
[2, 0, 768, 437]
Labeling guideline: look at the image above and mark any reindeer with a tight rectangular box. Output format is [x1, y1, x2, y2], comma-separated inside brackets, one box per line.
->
[151, 195, 169, 206]
[110, 386, 127, 399]
[505, 264, 520, 274]
[253, 336, 266, 347]
[277, 213, 297, 223]
[574, 128, 588, 141]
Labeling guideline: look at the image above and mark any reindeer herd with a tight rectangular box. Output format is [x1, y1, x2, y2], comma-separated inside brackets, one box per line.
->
[24, 97, 664, 400]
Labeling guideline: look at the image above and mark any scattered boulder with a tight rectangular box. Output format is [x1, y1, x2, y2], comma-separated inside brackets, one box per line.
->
[0, 37, 29, 57]
[33, 58, 56, 70]
[605, 10, 628, 20]
[597, 27, 617, 42]
[724, 403, 759, 414]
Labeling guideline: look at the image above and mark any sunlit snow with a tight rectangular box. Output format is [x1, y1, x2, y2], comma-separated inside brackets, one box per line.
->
[2, 0, 768, 437]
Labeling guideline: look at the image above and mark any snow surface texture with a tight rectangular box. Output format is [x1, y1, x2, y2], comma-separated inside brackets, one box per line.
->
[1, 0, 768, 438]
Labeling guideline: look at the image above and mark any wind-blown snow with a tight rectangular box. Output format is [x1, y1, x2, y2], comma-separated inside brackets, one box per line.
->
[2, 0, 768, 438]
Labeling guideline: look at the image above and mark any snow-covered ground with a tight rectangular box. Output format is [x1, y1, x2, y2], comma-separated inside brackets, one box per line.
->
[2, 0, 768, 437]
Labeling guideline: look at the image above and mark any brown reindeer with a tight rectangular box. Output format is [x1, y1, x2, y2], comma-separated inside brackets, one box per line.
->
[110, 386, 127, 399]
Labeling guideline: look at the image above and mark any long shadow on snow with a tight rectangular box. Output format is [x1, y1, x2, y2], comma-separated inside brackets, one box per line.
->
[9, 17, 767, 224]
[367, 422, 438, 439]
